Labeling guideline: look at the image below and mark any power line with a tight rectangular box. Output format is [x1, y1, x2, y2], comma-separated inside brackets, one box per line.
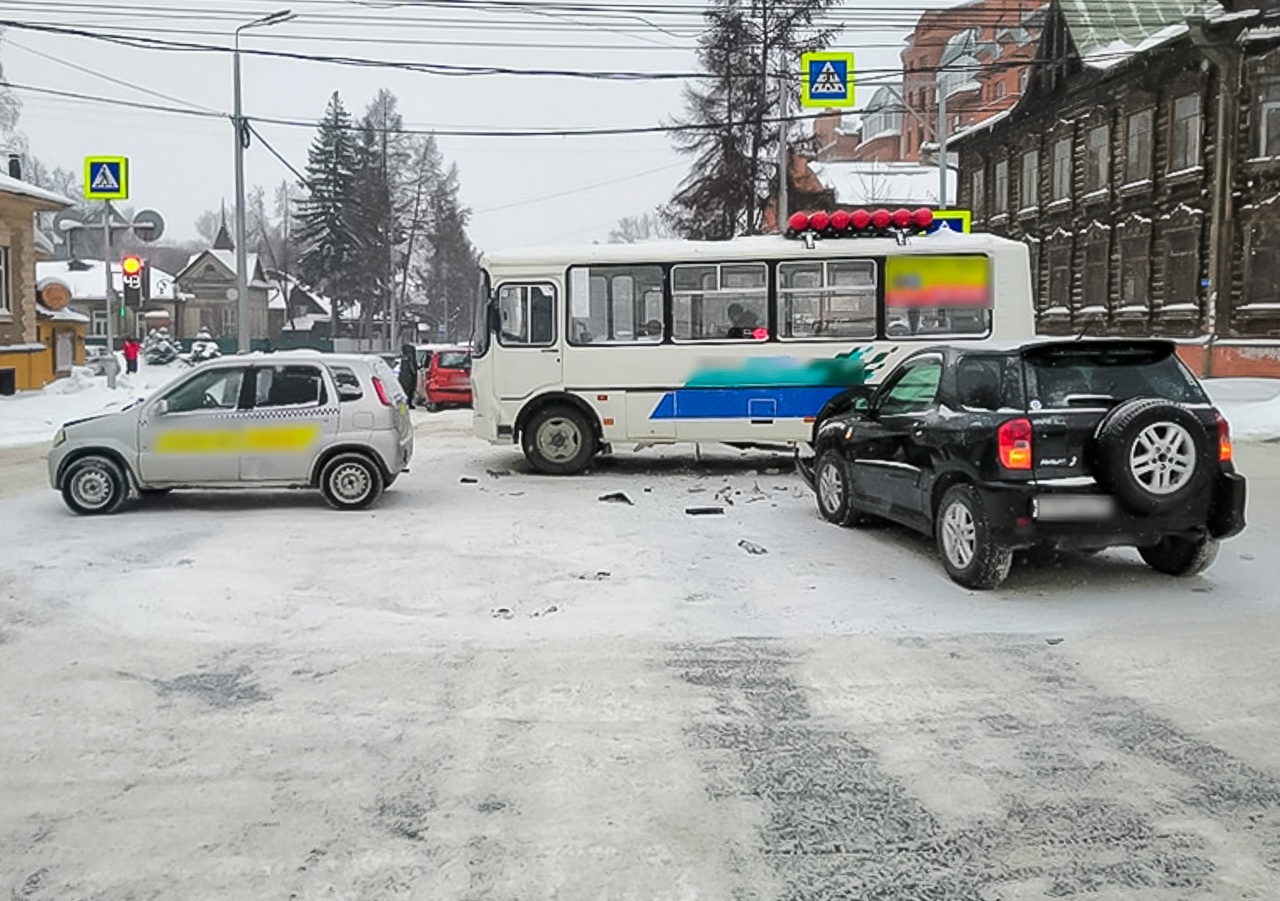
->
[472, 160, 686, 213]
[2, 17, 1161, 85]
[2, 80, 227, 120]
[1, 35, 219, 113]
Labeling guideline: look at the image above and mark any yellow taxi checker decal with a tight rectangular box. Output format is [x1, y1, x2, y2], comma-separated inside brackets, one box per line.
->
[155, 424, 321, 454]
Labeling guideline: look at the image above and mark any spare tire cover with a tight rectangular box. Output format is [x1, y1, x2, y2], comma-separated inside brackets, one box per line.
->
[1091, 397, 1211, 515]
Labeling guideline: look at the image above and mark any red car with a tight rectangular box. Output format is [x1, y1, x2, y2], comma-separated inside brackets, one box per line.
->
[425, 346, 472, 412]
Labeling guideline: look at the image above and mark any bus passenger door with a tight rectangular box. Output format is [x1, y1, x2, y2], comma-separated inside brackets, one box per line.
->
[493, 283, 563, 403]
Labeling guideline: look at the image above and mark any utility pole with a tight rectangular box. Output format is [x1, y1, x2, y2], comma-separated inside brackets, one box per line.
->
[937, 75, 949, 210]
[777, 61, 789, 228]
[232, 9, 295, 354]
[102, 202, 116, 388]
[1189, 15, 1247, 378]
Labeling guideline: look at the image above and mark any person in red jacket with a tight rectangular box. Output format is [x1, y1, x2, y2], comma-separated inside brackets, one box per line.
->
[122, 338, 140, 374]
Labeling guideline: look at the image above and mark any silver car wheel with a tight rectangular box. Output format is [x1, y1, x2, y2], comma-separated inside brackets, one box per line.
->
[818, 459, 845, 515]
[330, 461, 373, 504]
[1129, 422, 1195, 495]
[941, 501, 976, 569]
[70, 466, 114, 510]
[536, 416, 582, 463]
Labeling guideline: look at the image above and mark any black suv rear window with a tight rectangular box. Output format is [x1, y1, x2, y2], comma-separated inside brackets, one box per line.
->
[1025, 344, 1208, 408]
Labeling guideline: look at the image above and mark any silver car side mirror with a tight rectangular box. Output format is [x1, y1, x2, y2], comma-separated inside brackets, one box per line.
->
[152, 398, 169, 417]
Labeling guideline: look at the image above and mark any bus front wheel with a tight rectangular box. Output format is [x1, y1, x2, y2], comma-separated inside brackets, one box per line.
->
[523, 405, 597, 475]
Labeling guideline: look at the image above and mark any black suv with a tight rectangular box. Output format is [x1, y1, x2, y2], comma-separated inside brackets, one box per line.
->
[798, 339, 1247, 590]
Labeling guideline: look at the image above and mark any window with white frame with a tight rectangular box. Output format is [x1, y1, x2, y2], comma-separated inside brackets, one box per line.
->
[1086, 124, 1110, 192]
[994, 159, 1009, 214]
[1125, 109, 1154, 182]
[0, 246, 8, 314]
[91, 310, 108, 337]
[777, 260, 876, 340]
[671, 263, 768, 341]
[220, 306, 237, 337]
[1260, 79, 1280, 158]
[1020, 149, 1039, 210]
[568, 265, 663, 345]
[1052, 136, 1072, 200]
[1170, 93, 1202, 171]
[862, 107, 903, 140]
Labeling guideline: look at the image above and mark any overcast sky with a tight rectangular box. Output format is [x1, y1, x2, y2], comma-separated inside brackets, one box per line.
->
[1, 0, 954, 252]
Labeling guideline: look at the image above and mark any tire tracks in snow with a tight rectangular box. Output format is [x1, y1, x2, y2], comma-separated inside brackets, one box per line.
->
[672, 638, 1280, 899]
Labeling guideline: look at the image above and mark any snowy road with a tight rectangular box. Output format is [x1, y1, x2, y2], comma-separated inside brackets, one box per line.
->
[3, 412, 1280, 899]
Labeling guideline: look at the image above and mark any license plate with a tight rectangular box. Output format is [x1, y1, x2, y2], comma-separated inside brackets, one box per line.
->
[1034, 495, 1116, 521]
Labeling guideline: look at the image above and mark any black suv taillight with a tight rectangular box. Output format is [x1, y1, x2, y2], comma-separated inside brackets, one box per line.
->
[1216, 412, 1233, 463]
[998, 418, 1033, 470]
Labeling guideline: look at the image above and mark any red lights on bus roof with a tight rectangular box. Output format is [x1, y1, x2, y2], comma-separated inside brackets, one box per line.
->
[786, 207, 936, 238]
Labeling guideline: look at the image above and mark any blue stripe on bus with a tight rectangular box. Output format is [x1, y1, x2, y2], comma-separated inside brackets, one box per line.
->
[649, 387, 846, 420]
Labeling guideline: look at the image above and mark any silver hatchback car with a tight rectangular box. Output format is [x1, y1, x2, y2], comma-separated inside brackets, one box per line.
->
[49, 352, 414, 514]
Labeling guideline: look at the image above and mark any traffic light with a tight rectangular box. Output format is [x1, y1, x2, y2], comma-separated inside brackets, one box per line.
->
[121, 254, 145, 310]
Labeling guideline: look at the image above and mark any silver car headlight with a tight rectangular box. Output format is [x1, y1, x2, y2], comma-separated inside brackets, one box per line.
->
[52, 427, 66, 448]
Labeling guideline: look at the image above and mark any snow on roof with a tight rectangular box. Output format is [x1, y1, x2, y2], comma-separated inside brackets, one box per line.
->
[808, 161, 956, 207]
[0, 172, 74, 209]
[1060, 0, 1222, 68]
[36, 259, 179, 303]
[181, 249, 269, 286]
[36, 303, 90, 324]
[947, 107, 1015, 145]
[33, 228, 55, 257]
[263, 270, 334, 317]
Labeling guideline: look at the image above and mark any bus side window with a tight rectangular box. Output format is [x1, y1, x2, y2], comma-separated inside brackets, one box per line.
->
[498, 284, 556, 347]
[530, 287, 554, 344]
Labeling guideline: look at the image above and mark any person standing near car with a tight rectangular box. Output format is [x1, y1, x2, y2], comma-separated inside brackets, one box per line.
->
[122, 337, 140, 374]
[398, 343, 419, 408]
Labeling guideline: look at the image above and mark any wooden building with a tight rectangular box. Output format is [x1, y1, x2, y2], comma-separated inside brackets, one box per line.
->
[952, 0, 1280, 376]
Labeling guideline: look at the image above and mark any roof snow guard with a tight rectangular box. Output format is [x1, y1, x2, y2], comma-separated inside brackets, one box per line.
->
[786, 208, 936, 245]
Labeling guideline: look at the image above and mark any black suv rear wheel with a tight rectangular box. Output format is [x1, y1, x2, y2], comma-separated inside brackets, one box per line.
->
[1138, 534, 1220, 577]
[1093, 398, 1211, 515]
[936, 484, 1013, 590]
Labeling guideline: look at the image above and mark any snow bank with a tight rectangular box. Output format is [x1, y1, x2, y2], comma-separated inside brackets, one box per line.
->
[1204, 378, 1280, 443]
[0, 362, 184, 449]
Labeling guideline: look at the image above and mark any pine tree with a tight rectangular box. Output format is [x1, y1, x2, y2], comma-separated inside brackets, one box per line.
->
[416, 163, 478, 343]
[397, 134, 445, 339]
[664, 0, 839, 238]
[296, 91, 359, 326]
[350, 89, 413, 345]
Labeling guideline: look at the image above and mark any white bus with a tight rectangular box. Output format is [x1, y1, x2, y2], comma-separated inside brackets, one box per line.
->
[472, 215, 1034, 474]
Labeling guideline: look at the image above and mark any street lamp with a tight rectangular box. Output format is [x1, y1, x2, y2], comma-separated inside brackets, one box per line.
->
[233, 8, 295, 354]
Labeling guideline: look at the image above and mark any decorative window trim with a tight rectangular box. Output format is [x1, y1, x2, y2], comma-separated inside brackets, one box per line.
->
[1165, 165, 1205, 184]
[1119, 179, 1153, 197]
[1046, 198, 1072, 213]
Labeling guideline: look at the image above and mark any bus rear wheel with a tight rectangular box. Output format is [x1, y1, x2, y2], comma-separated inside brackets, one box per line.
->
[523, 405, 597, 475]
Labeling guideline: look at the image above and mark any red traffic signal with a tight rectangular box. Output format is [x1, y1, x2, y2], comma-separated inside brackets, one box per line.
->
[121, 255, 146, 307]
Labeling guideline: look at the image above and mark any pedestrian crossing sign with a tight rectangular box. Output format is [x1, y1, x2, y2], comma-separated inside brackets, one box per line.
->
[800, 52, 855, 108]
[923, 209, 973, 234]
[84, 156, 129, 200]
